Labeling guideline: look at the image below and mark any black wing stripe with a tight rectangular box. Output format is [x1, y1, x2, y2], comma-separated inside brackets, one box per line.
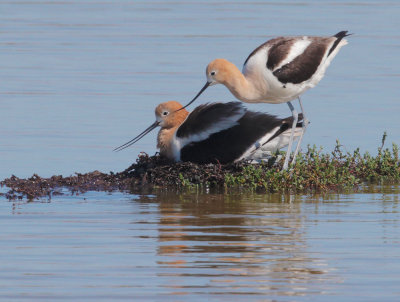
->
[176, 102, 245, 138]
[243, 36, 289, 66]
[272, 41, 327, 84]
[263, 113, 304, 146]
[266, 38, 297, 71]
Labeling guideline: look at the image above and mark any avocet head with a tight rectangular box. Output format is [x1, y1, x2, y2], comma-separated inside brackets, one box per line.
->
[206, 58, 231, 85]
[113, 101, 189, 152]
[155, 101, 189, 128]
[178, 58, 234, 111]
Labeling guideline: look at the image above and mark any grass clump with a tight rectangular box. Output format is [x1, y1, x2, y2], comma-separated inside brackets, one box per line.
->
[224, 143, 359, 192]
[224, 138, 399, 193]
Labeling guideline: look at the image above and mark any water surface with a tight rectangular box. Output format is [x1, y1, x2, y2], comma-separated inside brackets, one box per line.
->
[1, 186, 400, 301]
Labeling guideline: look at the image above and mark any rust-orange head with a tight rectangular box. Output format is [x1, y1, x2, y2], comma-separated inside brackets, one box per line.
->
[178, 58, 239, 112]
[206, 58, 235, 86]
[113, 101, 189, 152]
[155, 101, 189, 129]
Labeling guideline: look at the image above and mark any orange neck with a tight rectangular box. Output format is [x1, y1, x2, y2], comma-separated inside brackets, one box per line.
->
[157, 126, 177, 159]
[157, 109, 189, 159]
[220, 62, 264, 103]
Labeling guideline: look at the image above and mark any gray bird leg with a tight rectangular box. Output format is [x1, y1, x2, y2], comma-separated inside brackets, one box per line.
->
[291, 97, 310, 164]
[282, 101, 298, 170]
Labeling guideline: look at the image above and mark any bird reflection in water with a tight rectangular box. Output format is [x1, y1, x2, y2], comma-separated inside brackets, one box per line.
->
[135, 193, 336, 297]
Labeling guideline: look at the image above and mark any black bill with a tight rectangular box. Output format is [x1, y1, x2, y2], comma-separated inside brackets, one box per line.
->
[114, 121, 160, 152]
[176, 81, 210, 112]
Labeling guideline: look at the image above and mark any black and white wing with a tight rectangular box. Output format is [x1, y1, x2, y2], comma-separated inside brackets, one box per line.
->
[175, 102, 246, 145]
[179, 109, 301, 164]
[243, 31, 349, 86]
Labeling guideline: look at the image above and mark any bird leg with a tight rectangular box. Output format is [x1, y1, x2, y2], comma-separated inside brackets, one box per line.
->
[282, 101, 298, 170]
[291, 97, 310, 164]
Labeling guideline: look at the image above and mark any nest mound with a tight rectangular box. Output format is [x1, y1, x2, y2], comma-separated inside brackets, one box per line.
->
[0, 153, 257, 200]
[2, 141, 399, 200]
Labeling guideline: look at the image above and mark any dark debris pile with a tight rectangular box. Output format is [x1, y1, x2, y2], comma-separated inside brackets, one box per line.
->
[0, 171, 132, 201]
[0, 153, 249, 200]
[122, 153, 245, 187]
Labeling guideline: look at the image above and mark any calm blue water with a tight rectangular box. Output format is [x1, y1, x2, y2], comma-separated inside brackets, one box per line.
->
[1, 0, 399, 178]
[1, 1, 400, 301]
[1, 187, 400, 301]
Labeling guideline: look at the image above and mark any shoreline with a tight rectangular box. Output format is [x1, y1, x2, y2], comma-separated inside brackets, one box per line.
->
[1, 141, 399, 201]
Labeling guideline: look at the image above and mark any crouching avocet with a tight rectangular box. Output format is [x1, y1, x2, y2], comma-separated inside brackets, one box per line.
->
[114, 101, 303, 164]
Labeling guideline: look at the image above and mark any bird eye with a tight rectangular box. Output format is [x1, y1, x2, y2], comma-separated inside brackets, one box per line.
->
[210, 71, 216, 76]
[162, 111, 169, 116]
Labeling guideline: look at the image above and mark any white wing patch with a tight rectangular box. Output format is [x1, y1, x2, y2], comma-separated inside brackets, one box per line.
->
[273, 38, 311, 71]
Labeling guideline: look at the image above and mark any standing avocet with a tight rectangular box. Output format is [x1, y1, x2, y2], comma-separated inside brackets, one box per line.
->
[181, 31, 350, 169]
[114, 101, 303, 164]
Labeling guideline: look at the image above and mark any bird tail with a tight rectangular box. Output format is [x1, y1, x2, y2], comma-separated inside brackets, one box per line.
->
[334, 30, 351, 39]
[328, 30, 352, 56]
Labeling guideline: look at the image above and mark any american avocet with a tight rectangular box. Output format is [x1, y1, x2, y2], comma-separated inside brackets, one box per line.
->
[181, 31, 350, 169]
[114, 101, 303, 164]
